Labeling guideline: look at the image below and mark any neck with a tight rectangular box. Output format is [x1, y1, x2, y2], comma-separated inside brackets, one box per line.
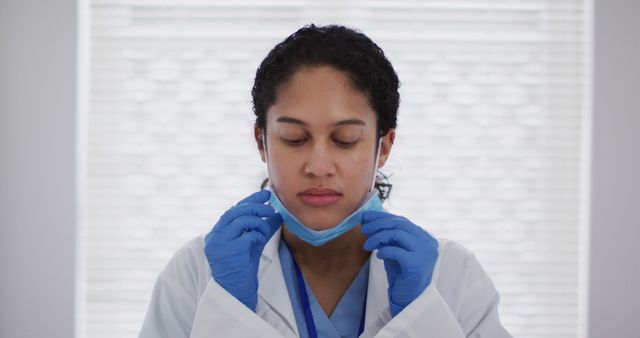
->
[282, 225, 370, 274]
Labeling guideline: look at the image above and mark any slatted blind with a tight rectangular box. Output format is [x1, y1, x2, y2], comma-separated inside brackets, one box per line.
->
[84, 1, 587, 337]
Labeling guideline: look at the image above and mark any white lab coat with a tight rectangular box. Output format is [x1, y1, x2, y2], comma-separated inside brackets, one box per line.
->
[140, 227, 512, 338]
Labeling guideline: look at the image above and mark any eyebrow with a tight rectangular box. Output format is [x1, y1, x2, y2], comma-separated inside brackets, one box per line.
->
[276, 116, 366, 127]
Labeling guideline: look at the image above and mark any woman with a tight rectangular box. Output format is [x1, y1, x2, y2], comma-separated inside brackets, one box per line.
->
[140, 24, 512, 338]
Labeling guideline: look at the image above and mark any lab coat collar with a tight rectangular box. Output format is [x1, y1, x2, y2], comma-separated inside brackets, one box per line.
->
[364, 250, 392, 336]
[257, 227, 300, 337]
[256, 226, 392, 337]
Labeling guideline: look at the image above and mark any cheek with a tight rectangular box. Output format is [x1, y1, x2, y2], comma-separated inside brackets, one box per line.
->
[265, 146, 299, 189]
[337, 150, 376, 185]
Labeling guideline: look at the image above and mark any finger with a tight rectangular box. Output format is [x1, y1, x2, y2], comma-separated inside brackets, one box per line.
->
[236, 190, 270, 206]
[218, 215, 272, 240]
[212, 231, 267, 259]
[205, 237, 251, 261]
[241, 214, 282, 238]
[235, 230, 268, 249]
[361, 216, 427, 238]
[363, 229, 421, 252]
[264, 213, 283, 236]
[362, 210, 395, 222]
[375, 246, 413, 268]
[218, 203, 276, 227]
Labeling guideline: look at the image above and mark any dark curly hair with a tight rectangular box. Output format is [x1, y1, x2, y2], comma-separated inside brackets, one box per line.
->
[252, 24, 399, 202]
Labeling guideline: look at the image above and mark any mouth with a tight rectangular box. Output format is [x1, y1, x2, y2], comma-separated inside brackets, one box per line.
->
[299, 187, 342, 206]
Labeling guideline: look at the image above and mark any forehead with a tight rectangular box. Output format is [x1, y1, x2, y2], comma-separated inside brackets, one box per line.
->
[267, 66, 376, 129]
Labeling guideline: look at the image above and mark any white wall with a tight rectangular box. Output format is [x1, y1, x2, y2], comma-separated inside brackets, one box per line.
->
[0, 0, 78, 337]
[588, 0, 640, 336]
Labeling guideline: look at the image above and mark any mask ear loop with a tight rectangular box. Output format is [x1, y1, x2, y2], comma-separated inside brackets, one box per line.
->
[369, 137, 383, 193]
[262, 130, 274, 190]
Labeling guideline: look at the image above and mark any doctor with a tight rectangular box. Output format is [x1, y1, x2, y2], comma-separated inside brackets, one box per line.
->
[140, 24, 512, 338]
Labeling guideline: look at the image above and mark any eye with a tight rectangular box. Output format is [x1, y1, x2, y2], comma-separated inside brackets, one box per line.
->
[282, 137, 306, 146]
[334, 139, 357, 148]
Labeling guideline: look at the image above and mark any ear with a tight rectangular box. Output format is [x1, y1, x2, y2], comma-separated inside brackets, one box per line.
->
[376, 129, 395, 168]
[254, 126, 267, 163]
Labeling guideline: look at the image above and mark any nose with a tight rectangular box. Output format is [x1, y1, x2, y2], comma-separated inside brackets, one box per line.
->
[304, 141, 336, 177]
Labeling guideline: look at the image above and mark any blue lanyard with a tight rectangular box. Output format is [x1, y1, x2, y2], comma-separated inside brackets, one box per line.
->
[291, 258, 367, 338]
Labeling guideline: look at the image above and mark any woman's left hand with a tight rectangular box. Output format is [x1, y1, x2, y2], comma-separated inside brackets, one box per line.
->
[361, 210, 439, 317]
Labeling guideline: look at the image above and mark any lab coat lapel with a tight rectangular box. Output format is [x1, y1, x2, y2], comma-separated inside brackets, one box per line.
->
[257, 227, 300, 338]
[362, 250, 392, 337]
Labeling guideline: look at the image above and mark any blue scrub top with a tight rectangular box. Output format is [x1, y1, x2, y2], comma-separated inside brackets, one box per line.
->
[279, 239, 370, 338]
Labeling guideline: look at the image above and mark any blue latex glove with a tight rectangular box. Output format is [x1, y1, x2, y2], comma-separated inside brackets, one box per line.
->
[361, 210, 439, 317]
[204, 190, 283, 311]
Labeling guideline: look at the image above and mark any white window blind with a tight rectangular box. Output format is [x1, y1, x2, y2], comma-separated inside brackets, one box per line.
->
[84, 1, 588, 337]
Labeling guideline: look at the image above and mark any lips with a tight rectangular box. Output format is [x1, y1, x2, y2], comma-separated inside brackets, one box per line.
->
[299, 187, 342, 206]
[300, 187, 341, 195]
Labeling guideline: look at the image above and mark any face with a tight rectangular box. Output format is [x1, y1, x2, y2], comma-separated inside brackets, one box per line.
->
[255, 65, 395, 230]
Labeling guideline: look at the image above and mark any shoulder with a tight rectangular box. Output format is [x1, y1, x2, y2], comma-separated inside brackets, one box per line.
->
[433, 238, 495, 288]
[432, 238, 500, 315]
[434, 238, 481, 274]
[156, 235, 210, 299]
[140, 235, 211, 338]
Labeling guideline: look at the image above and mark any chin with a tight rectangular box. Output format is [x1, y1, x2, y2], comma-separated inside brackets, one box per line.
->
[297, 215, 342, 230]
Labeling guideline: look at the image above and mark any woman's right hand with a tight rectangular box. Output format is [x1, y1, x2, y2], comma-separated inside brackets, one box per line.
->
[204, 190, 282, 311]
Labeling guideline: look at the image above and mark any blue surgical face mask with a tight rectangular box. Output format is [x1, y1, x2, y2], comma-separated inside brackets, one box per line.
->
[268, 188, 384, 246]
[263, 131, 385, 246]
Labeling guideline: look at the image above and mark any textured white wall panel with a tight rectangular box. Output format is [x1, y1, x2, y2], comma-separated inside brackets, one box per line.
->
[85, 1, 587, 337]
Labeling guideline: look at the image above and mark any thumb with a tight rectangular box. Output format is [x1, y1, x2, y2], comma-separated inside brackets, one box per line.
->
[265, 213, 283, 237]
